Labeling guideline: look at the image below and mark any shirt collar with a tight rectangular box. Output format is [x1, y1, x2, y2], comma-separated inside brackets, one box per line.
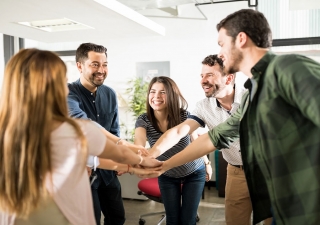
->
[76, 79, 97, 96]
[250, 51, 276, 82]
[244, 51, 277, 100]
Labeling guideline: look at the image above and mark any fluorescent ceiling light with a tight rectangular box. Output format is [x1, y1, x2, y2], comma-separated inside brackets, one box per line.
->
[93, 0, 165, 36]
[17, 18, 94, 32]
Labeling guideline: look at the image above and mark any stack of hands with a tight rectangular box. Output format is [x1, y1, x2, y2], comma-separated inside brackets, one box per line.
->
[86, 140, 164, 179]
[115, 144, 163, 178]
[87, 139, 212, 181]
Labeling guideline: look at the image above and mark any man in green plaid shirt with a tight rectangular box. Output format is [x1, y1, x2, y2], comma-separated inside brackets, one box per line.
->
[153, 8, 320, 225]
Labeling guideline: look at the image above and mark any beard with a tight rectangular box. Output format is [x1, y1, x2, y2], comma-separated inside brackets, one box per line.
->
[223, 45, 243, 75]
[203, 83, 226, 98]
[90, 72, 106, 87]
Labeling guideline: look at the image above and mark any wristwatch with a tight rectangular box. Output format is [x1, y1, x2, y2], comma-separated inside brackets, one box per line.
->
[205, 161, 211, 166]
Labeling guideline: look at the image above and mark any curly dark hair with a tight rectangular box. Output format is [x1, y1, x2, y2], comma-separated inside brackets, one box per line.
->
[202, 54, 224, 74]
[216, 9, 272, 48]
[75, 43, 107, 63]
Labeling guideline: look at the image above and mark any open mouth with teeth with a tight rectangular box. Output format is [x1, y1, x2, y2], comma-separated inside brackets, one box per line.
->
[152, 100, 163, 106]
[202, 84, 213, 92]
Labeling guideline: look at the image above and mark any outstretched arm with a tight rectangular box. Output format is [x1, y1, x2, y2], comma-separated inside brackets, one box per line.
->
[98, 132, 161, 168]
[148, 119, 200, 158]
[152, 109, 243, 176]
[162, 133, 215, 171]
[98, 158, 157, 176]
[190, 130, 212, 182]
[100, 128, 148, 155]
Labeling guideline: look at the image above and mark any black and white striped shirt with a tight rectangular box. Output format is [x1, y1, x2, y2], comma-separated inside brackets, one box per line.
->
[135, 111, 203, 178]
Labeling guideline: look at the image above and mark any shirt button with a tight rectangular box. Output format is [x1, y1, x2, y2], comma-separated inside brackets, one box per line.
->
[91, 93, 93, 95]
[93, 101, 95, 103]
[97, 114, 99, 117]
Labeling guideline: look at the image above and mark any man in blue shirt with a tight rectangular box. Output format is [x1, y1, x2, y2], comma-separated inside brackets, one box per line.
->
[68, 43, 125, 225]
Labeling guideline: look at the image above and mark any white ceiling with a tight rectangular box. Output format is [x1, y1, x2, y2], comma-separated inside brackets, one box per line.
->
[0, 0, 170, 43]
[0, 0, 208, 43]
[0, 0, 248, 43]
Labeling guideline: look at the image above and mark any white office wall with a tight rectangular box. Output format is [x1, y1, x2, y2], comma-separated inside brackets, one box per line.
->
[0, 33, 4, 89]
[24, 2, 248, 133]
[23, 3, 249, 182]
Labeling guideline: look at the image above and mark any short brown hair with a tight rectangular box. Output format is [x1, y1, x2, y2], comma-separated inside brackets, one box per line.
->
[76, 42, 107, 63]
[216, 9, 272, 48]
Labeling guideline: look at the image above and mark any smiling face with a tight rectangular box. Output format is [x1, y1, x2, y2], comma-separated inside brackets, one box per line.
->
[148, 82, 167, 112]
[77, 51, 108, 89]
[217, 28, 243, 75]
[201, 64, 229, 98]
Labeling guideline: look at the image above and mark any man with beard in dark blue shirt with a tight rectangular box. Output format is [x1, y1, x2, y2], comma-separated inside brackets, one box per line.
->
[68, 42, 125, 225]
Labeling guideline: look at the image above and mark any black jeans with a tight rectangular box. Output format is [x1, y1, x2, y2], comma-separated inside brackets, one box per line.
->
[91, 172, 125, 225]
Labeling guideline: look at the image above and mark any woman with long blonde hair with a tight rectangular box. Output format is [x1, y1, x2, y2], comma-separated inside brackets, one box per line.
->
[0, 49, 160, 225]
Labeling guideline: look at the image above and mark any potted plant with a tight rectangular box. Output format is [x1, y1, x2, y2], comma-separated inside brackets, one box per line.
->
[122, 77, 149, 141]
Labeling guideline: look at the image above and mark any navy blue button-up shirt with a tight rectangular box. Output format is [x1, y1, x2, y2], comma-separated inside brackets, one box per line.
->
[68, 79, 120, 185]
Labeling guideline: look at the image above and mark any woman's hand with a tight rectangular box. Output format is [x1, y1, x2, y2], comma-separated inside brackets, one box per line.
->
[137, 160, 169, 178]
[139, 155, 163, 168]
[118, 139, 149, 156]
[205, 164, 212, 182]
[129, 166, 160, 177]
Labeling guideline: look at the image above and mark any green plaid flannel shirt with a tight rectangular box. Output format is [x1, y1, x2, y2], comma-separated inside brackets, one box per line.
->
[208, 52, 320, 225]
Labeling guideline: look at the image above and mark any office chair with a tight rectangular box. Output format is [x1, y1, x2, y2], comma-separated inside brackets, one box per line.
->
[137, 178, 200, 225]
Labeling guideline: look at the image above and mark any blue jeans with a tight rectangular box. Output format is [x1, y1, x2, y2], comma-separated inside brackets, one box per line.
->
[158, 166, 206, 225]
[91, 172, 125, 225]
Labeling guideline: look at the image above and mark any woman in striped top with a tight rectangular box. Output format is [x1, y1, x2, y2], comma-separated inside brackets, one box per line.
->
[135, 76, 209, 225]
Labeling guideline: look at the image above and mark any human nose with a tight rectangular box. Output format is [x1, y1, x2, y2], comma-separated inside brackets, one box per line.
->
[218, 51, 223, 60]
[97, 65, 106, 73]
[200, 76, 207, 84]
[154, 92, 161, 98]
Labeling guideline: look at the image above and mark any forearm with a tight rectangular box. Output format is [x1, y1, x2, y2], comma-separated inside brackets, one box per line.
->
[163, 133, 216, 171]
[149, 125, 191, 158]
[100, 128, 120, 143]
[120, 140, 145, 154]
[98, 138, 143, 166]
[98, 158, 128, 171]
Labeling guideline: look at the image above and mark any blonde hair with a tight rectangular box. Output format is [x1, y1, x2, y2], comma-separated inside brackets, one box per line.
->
[0, 49, 87, 218]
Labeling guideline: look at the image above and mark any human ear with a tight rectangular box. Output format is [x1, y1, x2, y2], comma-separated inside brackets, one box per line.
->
[76, 62, 82, 73]
[226, 74, 235, 85]
[237, 32, 248, 47]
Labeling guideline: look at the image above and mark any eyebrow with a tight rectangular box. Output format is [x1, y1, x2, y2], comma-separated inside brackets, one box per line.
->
[91, 61, 108, 64]
[150, 88, 165, 91]
[202, 72, 215, 76]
